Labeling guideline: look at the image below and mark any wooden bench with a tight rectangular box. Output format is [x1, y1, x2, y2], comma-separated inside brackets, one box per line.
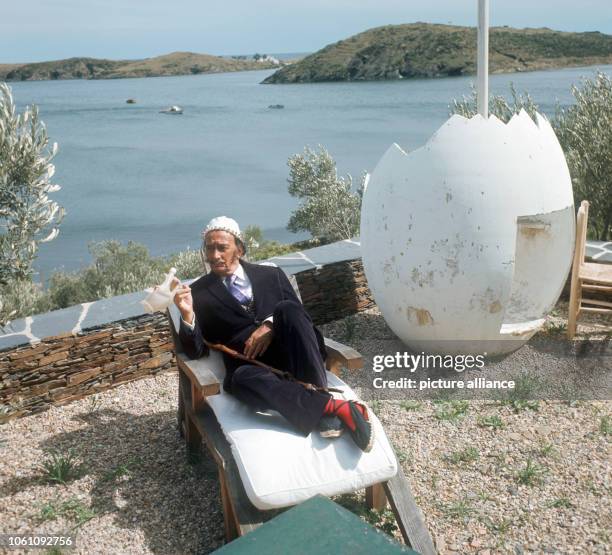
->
[166, 276, 435, 554]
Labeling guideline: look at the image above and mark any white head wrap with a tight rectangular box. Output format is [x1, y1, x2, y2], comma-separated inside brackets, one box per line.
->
[202, 216, 243, 242]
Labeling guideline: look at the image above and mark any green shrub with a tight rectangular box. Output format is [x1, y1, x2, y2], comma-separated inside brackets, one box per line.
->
[47, 241, 207, 310]
[88, 240, 166, 295]
[242, 225, 295, 261]
[451, 83, 539, 123]
[47, 240, 166, 308]
[46, 271, 91, 309]
[287, 146, 366, 242]
[0, 278, 51, 324]
[167, 248, 204, 279]
[555, 72, 612, 240]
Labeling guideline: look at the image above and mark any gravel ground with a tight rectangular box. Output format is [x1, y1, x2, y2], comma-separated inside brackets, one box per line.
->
[0, 301, 610, 554]
[320, 302, 611, 555]
[0, 375, 225, 555]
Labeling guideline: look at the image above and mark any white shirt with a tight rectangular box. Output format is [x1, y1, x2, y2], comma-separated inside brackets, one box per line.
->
[182, 263, 272, 329]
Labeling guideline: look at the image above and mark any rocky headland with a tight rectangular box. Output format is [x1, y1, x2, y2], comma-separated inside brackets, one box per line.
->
[263, 23, 612, 83]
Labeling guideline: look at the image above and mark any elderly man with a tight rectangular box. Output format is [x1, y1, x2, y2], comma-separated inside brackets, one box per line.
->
[173, 216, 373, 452]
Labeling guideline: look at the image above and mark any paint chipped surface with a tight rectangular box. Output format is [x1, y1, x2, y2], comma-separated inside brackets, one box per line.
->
[470, 287, 503, 314]
[519, 225, 551, 239]
[406, 306, 434, 326]
[383, 262, 394, 285]
[411, 268, 435, 287]
[444, 257, 460, 278]
[517, 215, 553, 239]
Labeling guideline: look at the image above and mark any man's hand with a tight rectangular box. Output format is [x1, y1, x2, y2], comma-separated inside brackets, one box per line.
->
[244, 323, 274, 359]
[171, 278, 194, 324]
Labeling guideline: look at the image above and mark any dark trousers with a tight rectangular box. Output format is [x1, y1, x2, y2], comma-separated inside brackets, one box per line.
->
[230, 300, 331, 436]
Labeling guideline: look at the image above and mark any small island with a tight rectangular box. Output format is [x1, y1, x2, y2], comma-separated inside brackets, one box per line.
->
[263, 23, 612, 83]
[0, 51, 280, 82]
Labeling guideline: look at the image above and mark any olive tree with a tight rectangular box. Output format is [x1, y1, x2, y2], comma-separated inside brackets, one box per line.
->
[555, 72, 612, 240]
[0, 83, 64, 284]
[451, 83, 539, 123]
[0, 83, 64, 324]
[287, 146, 366, 242]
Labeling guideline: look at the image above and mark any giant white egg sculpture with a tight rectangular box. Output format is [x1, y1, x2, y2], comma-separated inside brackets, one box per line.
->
[360, 110, 575, 354]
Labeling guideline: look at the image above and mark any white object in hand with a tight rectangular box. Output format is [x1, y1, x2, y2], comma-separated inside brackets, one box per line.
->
[141, 267, 179, 313]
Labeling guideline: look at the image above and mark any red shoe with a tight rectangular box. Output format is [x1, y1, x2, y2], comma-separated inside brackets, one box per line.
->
[337, 400, 375, 453]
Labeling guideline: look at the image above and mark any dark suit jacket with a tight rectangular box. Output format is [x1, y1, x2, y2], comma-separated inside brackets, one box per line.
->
[179, 260, 326, 389]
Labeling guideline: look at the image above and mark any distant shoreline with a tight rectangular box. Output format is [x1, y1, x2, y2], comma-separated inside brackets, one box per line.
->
[0, 51, 289, 83]
[6, 60, 612, 87]
[1, 66, 278, 85]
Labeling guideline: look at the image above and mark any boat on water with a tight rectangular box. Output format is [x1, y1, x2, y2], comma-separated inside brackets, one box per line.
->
[159, 105, 183, 114]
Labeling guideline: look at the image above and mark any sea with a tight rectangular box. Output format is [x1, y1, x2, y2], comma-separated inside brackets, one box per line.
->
[8, 63, 612, 279]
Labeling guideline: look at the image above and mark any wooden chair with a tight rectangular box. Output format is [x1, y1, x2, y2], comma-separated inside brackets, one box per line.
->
[165, 273, 436, 554]
[567, 200, 612, 339]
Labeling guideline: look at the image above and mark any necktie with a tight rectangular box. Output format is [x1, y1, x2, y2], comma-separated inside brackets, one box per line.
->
[224, 275, 251, 305]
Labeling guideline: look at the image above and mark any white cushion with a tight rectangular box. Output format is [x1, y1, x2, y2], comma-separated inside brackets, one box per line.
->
[206, 363, 398, 510]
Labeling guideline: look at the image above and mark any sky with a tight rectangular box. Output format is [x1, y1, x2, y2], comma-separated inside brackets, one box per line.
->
[2, 0, 612, 63]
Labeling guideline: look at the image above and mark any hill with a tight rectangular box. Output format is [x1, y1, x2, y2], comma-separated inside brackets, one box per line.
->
[0, 52, 279, 81]
[262, 23, 612, 83]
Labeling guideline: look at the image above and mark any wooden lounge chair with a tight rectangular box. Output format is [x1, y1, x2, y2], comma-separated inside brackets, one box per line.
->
[567, 200, 612, 339]
[166, 272, 436, 554]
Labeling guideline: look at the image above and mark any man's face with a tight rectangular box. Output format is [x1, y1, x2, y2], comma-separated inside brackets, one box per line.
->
[205, 230, 242, 277]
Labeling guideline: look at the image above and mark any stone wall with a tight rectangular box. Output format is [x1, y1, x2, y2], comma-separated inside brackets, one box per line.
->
[1, 259, 372, 422]
[1, 314, 174, 423]
[296, 259, 374, 324]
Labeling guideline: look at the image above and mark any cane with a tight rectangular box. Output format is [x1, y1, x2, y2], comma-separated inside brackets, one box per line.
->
[203, 339, 343, 394]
